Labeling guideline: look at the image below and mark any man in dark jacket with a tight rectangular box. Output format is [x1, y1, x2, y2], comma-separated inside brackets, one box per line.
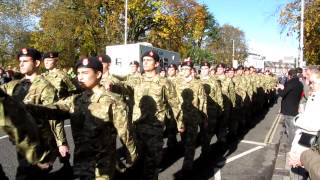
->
[278, 68, 303, 144]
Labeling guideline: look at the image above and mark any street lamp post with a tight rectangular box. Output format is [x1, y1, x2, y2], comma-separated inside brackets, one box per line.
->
[299, 0, 304, 67]
[232, 39, 235, 61]
[124, 0, 128, 44]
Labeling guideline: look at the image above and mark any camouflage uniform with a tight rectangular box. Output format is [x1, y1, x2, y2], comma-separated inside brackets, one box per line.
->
[232, 74, 247, 134]
[42, 68, 77, 98]
[0, 91, 51, 165]
[243, 74, 254, 125]
[131, 74, 180, 180]
[264, 74, 277, 106]
[250, 73, 259, 116]
[200, 76, 223, 153]
[165, 75, 180, 149]
[256, 74, 265, 112]
[30, 85, 137, 180]
[101, 73, 122, 93]
[214, 74, 236, 142]
[125, 72, 142, 122]
[1, 75, 59, 180]
[174, 78, 207, 170]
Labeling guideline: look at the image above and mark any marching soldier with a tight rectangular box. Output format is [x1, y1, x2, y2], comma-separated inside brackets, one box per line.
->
[174, 61, 207, 174]
[165, 63, 180, 150]
[28, 56, 138, 180]
[243, 67, 254, 124]
[126, 61, 141, 86]
[1, 48, 60, 179]
[199, 61, 223, 154]
[125, 61, 142, 122]
[229, 67, 247, 136]
[214, 64, 236, 143]
[42, 51, 77, 162]
[0, 90, 54, 171]
[130, 50, 180, 180]
[42, 51, 77, 98]
[167, 63, 179, 83]
[98, 54, 122, 92]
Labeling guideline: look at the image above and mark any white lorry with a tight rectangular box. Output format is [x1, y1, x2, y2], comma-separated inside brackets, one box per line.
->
[106, 42, 180, 76]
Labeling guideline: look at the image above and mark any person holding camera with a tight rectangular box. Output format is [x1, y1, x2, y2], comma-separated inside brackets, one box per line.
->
[288, 69, 320, 179]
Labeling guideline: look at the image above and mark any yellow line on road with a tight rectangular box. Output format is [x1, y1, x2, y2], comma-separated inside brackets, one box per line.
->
[264, 114, 281, 144]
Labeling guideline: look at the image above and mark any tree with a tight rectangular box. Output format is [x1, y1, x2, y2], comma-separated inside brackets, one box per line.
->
[279, 0, 320, 64]
[0, 0, 35, 67]
[147, 0, 218, 59]
[208, 24, 248, 65]
[16, 0, 219, 67]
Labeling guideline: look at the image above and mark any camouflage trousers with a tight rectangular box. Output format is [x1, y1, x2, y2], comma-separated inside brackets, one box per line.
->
[199, 113, 218, 154]
[16, 153, 51, 180]
[229, 107, 243, 137]
[181, 124, 198, 170]
[136, 130, 164, 180]
[164, 117, 178, 149]
[73, 142, 116, 180]
[217, 100, 231, 143]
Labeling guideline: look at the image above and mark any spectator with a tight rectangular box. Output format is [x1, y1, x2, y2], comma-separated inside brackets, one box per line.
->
[278, 68, 303, 144]
[288, 70, 320, 180]
[299, 66, 319, 113]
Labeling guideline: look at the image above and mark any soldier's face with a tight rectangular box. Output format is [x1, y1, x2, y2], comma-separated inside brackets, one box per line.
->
[19, 56, 39, 75]
[142, 57, 158, 72]
[160, 71, 166, 77]
[167, 67, 176, 77]
[102, 62, 110, 74]
[77, 67, 102, 89]
[216, 67, 224, 75]
[227, 70, 234, 78]
[210, 70, 215, 76]
[181, 66, 192, 78]
[237, 69, 243, 75]
[44, 58, 57, 70]
[201, 66, 209, 76]
[130, 65, 138, 73]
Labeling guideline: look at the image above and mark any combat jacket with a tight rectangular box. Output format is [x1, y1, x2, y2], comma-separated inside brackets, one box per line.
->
[200, 76, 224, 114]
[43, 68, 77, 98]
[29, 85, 138, 163]
[174, 78, 207, 127]
[0, 92, 50, 164]
[0, 75, 60, 161]
[131, 74, 181, 134]
[214, 75, 236, 108]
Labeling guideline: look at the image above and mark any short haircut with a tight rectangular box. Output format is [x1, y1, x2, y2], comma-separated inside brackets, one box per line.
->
[288, 68, 297, 78]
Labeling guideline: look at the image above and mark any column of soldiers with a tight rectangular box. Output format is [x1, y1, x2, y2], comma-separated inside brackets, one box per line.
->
[0, 48, 278, 180]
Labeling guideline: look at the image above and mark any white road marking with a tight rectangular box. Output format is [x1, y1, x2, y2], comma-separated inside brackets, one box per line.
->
[215, 146, 264, 179]
[0, 124, 71, 140]
[0, 135, 8, 140]
[241, 140, 267, 146]
[214, 168, 221, 180]
[226, 146, 264, 164]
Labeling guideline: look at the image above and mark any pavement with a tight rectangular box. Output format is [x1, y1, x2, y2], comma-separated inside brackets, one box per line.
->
[271, 118, 309, 180]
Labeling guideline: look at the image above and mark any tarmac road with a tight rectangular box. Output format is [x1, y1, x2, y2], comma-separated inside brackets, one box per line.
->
[0, 101, 282, 180]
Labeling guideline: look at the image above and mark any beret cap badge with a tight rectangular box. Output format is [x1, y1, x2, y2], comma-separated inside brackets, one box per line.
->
[22, 48, 28, 55]
[82, 58, 89, 66]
